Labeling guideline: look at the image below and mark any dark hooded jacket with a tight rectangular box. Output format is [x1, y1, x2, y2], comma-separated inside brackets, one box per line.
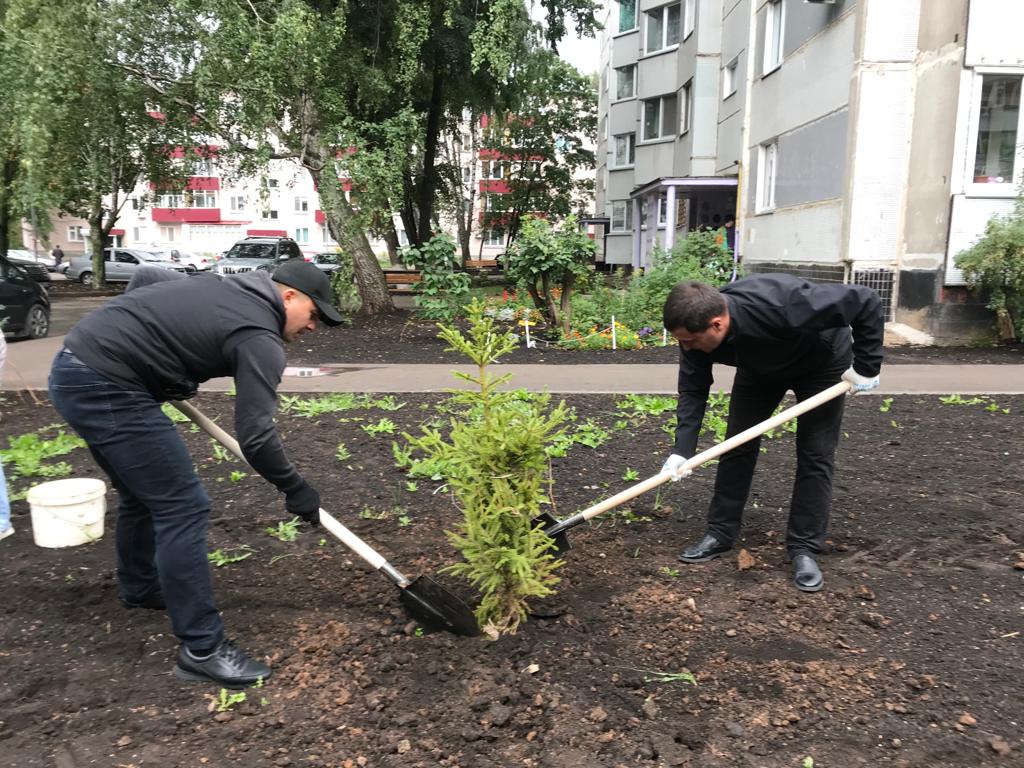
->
[64, 267, 304, 495]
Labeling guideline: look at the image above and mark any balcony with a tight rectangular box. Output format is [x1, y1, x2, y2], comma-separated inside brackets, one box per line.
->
[151, 208, 222, 223]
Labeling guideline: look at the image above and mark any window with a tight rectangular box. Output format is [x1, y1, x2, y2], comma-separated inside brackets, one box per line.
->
[973, 74, 1022, 185]
[266, 178, 279, 189]
[67, 225, 86, 242]
[683, 0, 695, 39]
[461, 166, 472, 183]
[131, 197, 142, 210]
[645, 3, 681, 54]
[483, 161, 505, 180]
[132, 227, 145, 242]
[262, 209, 279, 220]
[680, 81, 692, 134]
[618, 0, 637, 32]
[322, 226, 336, 245]
[611, 200, 633, 232]
[157, 193, 183, 208]
[642, 94, 679, 140]
[615, 65, 636, 100]
[295, 227, 309, 243]
[229, 195, 246, 213]
[723, 57, 738, 98]
[763, 0, 784, 75]
[186, 190, 217, 208]
[294, 196, 309, 213]
[484, 229, 504, 247]
[159, 225, 176, 241]
[193, 159, 215, 176]
[658, 195, 668, 226]
[756, 141, 778, 212]
[612, 133, 636, 167]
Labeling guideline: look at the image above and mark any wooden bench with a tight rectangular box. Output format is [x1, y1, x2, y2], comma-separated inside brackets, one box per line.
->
[384, 270, 422, 293]
[464, 259, 501, 272]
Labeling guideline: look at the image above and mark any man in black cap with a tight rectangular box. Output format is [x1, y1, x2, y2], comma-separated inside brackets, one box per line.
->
[48, 259, 344, 687]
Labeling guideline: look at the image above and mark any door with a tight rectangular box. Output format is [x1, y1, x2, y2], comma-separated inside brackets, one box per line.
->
[110, 250, 140, 281]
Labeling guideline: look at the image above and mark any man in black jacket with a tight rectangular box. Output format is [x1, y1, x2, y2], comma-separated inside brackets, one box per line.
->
[660, 275, 883, 592]
[48, 260, 343, 687]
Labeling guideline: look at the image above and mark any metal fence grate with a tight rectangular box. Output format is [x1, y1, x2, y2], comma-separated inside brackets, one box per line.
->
[743, 262, 894, 320]
[852, 269, 894, 321]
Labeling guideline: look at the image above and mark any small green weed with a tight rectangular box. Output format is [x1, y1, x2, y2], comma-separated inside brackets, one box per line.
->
[161, 403, 190, 423]
[986, 402, 1011, 414]
[208, 546, 255, 567]
[619, 508, 651, 524]
[939, 394, 986, 406]
[622, 467, 640, 482]
[279, 393, 360, 417]
[361, 395, 405, 411]
[398, 515, 412, 527]
[879, 397, 893, 413]
[616, 393, 676, 419]
[216, 688, 246, 712]
[229, 470, 247, 483]
[265, 517, 302, 542]
[659, 566, 680, 578]
[210, 442, 236, 463]
[359, 506, 390, 520]
[335, 442, 351, 461]
[405, 481, 418, 492]
[640, 669, 697, 685]
[572, 419, 611, 448]
[362, 418, 397, 436]
[0, 428, 86, 480]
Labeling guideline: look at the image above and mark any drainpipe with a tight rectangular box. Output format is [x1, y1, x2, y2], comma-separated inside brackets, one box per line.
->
[735, 0, 759, 270]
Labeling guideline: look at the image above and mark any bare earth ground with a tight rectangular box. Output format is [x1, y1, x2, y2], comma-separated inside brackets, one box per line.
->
[1, 389, 1022, 768]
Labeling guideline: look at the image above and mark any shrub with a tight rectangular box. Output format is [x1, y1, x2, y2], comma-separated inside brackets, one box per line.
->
[402, 233, 472, 322]
[405, 299, 569, 636]
[328, 252, 359, 314]
[954, 198, 1024, 341]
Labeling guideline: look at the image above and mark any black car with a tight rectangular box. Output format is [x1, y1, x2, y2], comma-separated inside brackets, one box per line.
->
[1, 255, 51, 339]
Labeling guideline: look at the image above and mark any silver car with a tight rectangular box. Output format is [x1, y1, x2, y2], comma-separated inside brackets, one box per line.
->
[66, 248, 187, 285]
[150, 249, 217, 272]
[214, 237, 304, 275]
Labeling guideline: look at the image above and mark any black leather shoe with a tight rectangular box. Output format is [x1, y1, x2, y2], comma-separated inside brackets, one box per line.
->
[678, 534, 732, 563]
[121, 593, 166, 611]
[792, 554, 823, 593]
[173, 639, 272, 688]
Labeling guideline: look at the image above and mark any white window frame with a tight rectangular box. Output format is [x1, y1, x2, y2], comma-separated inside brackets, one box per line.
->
[159, 225, 176, 242]
[262, 209, 279, 220]
[966, 69, 1024, 197]
[612, 133, 636, 168]
[294, 227, 309, 243]
[187, 190, 217, 208]
[756, 141, 778, 213]
[641, 93, 679, 142]
[483, 228, 505, 247]
[266, 178, 279, 189]
[483, 160, 505, 180]
[645, 2, 681, 55]
[157, 193, 183, 208]
[611, 200, 633, 232]
[618, 0, 638, 33]
[229, 195, 247, 213]
[657, 195, 668, 227]
[683, 0, 695, 39]
[614, 65, 636, 100]
[680, 80, 692, 135]
[723, 56, 739, 99]
[763, 0, 784, 76]
[193, 159, 215, 176]
[294, 196, 309, 213]
[67, 225, 86, 242]
[322, 226, 337, 246]
[132, 227, 145, 242]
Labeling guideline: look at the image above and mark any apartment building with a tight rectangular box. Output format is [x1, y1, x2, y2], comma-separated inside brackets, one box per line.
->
[594, 0, 1024, 341]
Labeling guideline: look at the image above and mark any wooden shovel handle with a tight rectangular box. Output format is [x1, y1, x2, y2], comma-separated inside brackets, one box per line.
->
[574, 381, 853, 524]
[170, 399, 405, 583]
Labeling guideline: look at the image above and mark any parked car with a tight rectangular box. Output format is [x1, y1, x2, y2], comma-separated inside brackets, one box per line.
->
[150, 249, 217, 272]
[0, 255, 50, 339]
[7, 248, 57, 274]
[265, 250, 343, 276]
[65, 248, 188, 285]
[214, 236, 304, 275]
[3, 250, 50, 283]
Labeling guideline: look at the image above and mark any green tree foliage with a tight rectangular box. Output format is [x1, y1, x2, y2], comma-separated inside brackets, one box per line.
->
[480, 48, 597, 246]
[954, 197, 1024, 341]
[401, 233, 471, 321]
[406, 300, 569, 636]
[502, 214, 595, 335]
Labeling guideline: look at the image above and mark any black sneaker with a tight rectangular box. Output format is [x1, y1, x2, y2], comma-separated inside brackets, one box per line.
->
[121, 593, 166, 611]
[173, 639, 272, 688]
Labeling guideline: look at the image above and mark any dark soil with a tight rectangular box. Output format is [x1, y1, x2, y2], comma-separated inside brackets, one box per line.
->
[2, 390, 1022, 767]
[286, 310, 1024, 366]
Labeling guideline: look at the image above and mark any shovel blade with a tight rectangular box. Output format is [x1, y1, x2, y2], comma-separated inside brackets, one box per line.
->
[400, 576, 481, 637]
[532, 511, 571, 554]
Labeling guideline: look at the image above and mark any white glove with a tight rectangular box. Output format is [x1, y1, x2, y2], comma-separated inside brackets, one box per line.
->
[661, 453, 692, 482]
[842, 366, 880, 394]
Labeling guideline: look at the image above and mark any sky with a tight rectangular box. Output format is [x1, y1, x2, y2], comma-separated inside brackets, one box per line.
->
[531, 1, 605, 76]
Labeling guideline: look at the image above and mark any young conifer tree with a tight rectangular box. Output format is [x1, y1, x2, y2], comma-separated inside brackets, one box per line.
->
[408, 299, 569, 636]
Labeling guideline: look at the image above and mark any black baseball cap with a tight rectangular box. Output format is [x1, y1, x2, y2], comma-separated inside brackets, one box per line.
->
[271, 259, 344, 326]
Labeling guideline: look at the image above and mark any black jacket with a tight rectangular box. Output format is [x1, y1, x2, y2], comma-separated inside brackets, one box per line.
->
[64, 268, 305, 496]
[673, 274, 884, 457]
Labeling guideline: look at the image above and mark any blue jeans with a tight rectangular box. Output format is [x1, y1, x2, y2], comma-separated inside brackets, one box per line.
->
[49, 349, 223, 651]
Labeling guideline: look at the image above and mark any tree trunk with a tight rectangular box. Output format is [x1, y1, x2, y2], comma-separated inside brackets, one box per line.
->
[382, 217, 400, 267]
[416, 69, 444, 245]
[541, 272, 559, 329]
[88, 196, 106, 289]
[0, 157, 15, 258]
[311, 165, 393, 316]
[559, 273, 575, 336]
[400, 172, 420, 250]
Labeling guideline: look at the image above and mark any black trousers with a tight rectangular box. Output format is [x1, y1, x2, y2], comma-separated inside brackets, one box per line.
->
[706, 358, 847, 557]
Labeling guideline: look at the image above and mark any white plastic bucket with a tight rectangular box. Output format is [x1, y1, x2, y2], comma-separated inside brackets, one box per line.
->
[27, 478, 107, 548]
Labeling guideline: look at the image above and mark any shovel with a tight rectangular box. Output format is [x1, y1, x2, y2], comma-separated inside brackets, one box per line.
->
[171, 399, 480, 637]
[534, 380, 854, 552]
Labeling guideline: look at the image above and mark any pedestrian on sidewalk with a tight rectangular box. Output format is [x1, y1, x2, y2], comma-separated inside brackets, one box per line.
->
[51, 244, 64, 269]
[48, 260, 343, 687]
[660, 274, 883, 592]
